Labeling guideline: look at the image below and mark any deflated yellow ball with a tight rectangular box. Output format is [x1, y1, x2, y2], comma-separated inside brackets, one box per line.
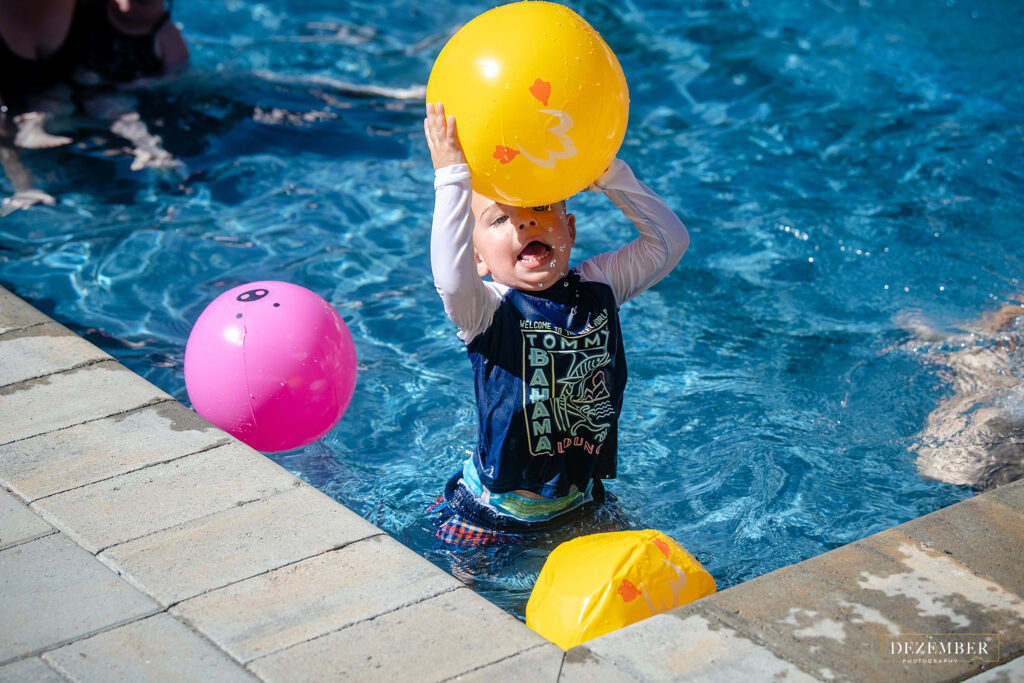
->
[526, 529, 716, 650]
[426, 1, 629, 207]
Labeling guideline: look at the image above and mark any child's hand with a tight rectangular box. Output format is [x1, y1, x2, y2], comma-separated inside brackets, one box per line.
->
[424, 103, 467, 170]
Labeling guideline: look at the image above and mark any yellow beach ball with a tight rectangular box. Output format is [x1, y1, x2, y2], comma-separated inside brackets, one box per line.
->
[426, 1, 629, 207]
[526, 529, 716, 650]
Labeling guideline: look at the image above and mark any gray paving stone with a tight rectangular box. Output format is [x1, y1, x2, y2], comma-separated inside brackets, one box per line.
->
[172, 534, 462, 663]
[0, 286, 49, 334]
[557, 650, 635, 683]
[0, 533, 159, 664]
[0, 488, 52, 550]
[101, 484, 383, 606]
[985, 479, 1024, 513]
[559, 611, 816, 683]
[963, 655, 1024, 682]
[897, 494, 1024, 595]
[0, 361, 169, 445]
[4, 287, 1020, 683]
[248, 588, 547, 683]
[32, 442, 299, 553]
[0, 402, 228, 502]
[707, 528, 1023, 682]
[43, 613, 257, 683]
[0, 657, 65, 683]
[0, 323, 111, 387]
[448, 644, 564, 682]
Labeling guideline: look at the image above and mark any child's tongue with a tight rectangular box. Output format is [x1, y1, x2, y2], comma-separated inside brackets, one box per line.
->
[519, 241, 549, 261]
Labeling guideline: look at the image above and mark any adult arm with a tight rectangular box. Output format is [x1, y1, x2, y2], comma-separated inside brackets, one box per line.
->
[155, 19, 189, 74]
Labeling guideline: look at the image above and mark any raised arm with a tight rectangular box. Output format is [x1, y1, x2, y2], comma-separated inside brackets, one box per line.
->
[580, 159, 690, 305]
[425, 103, 500, 342]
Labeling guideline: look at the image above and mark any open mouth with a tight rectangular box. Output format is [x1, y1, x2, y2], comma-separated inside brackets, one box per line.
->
[518, 240, 552, 266]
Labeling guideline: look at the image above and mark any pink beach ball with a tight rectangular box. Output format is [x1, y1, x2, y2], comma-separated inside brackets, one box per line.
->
[184, 281, 357, 452]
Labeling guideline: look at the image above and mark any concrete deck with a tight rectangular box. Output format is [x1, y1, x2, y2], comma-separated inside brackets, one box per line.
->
[1, 283, 1022, 682]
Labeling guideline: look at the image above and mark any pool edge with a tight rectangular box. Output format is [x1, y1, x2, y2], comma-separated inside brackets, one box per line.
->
[0, 284, 1020, 682]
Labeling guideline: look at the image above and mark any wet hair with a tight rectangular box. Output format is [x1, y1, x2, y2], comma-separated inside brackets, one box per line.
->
[532, 200, 568, 214]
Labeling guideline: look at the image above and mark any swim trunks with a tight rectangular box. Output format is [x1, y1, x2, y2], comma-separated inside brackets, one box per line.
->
[430, 468, 606, 546]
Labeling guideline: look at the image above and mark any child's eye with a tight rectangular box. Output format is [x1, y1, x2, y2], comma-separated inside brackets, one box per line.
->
[491, 215, 509, 226]
[532, 205, 551, 212]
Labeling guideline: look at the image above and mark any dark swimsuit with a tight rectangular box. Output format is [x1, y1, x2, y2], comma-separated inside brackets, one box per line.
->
[0, 16, 79, 102]
[71, 3, 171, 83]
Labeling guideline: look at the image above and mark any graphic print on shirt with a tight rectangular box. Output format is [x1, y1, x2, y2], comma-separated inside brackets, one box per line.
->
[521, 311, 615, 457]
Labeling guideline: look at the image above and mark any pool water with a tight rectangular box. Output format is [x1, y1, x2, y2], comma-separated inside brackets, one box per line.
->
[2, 0, 1023, 618]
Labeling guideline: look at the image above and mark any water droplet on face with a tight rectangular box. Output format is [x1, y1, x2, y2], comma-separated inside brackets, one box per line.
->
[548, 227, 553, 232]
[549, 260, 557, 269]
[559, 271, 566, 277]
[559, 245, 566, 252]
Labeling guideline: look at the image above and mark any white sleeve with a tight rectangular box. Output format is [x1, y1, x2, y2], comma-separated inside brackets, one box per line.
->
[429, 164, 504, 343]
[578, 159, 690, 305]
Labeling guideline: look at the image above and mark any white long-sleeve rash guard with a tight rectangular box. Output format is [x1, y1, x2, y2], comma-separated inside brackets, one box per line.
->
[430, 158, 690, 343]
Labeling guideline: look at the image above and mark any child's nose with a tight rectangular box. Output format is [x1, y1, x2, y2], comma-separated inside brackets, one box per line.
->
[518, 220, 537, 230]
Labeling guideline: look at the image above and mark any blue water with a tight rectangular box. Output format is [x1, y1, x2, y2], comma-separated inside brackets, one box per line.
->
[2, 0, 1023, 618]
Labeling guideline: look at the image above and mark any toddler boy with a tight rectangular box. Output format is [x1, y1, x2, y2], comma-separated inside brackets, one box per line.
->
[425, 102, 689, 545]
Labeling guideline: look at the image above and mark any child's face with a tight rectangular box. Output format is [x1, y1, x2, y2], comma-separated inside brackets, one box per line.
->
[470, 193, 576, 291]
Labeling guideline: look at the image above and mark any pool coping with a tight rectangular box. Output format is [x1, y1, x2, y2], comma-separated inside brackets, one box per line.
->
[1, 283, 1021, 682]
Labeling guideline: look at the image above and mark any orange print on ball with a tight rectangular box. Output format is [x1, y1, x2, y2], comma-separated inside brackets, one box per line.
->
[530, 78, 552, 105]
[492, 80, 579, 171]
[617, 579, 642, 603]
[493, 146, 520, 164]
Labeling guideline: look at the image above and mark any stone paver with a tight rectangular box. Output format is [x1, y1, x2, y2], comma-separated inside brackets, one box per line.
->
[447, 644, 564, 682]
[32, 442, 300, 553]
[3, 286, 1023, 683]
[173, 534, 461, 663]
[0, 657, 65, 683]
[0, 361, 169, 445]
[101, 483, 382, 606]
[0, 401, 227, 502]
[248, 588, 548, 683]
[964, 655, 1024, 682]
[43, 613, 257, 683]
[0, 287, 50, 334]
[0, 533, 159, 665]
[841, 529, 1023, 637]
[705, 528, 1023, 682]
[985, 478, 1024, 511]
[898, 493, 1024, 595]
[560, 611, 817, 683]
[0, 322, 111, 387]
[0, 488, 53, 550]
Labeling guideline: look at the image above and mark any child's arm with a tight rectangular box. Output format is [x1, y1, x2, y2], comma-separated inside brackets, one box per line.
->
[425, 103, 501, 342]
[579, 159, 690, 305]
